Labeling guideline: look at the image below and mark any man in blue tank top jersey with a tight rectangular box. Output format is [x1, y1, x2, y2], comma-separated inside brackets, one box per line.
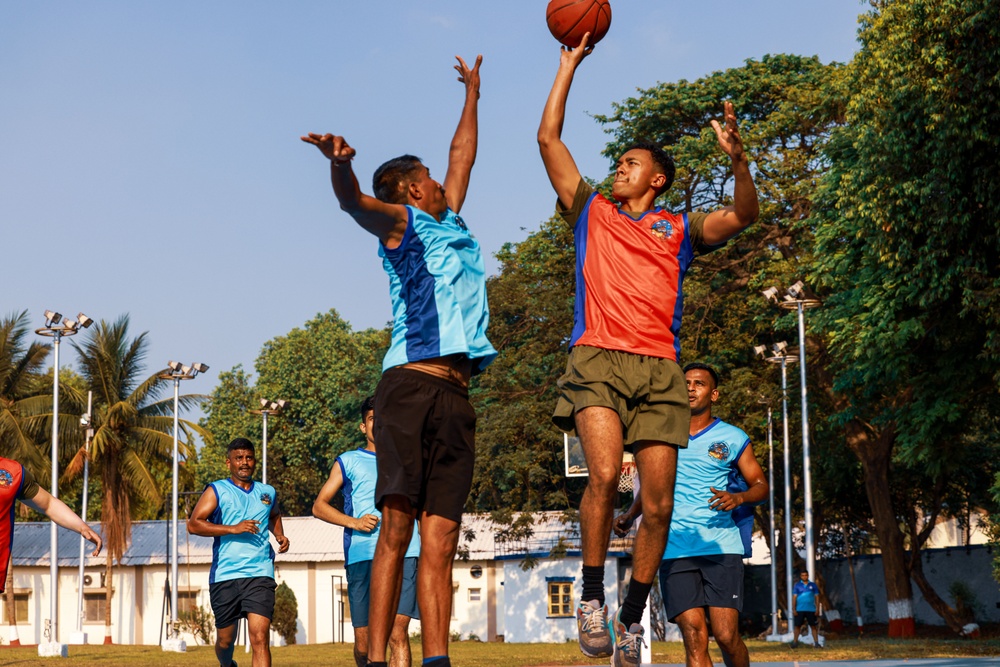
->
[312, 396, 421, 667]
[302, 54, 495, 667]
[188, 438, 290, 667]
[616, 364, 767, 667]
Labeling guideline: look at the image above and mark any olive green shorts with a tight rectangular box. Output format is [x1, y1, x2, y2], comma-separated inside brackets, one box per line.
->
[552, 345, 690, 447]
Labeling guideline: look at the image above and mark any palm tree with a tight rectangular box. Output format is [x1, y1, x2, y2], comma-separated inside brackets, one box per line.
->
[67, 315, 206, 644]
[0, 311, 51, 643]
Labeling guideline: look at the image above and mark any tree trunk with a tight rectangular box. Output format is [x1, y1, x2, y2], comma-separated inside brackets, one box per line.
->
[4, 554, 19, 646]
[910, 553, 965, 633]
[103, 557, 113, 644]
[844, 420, 915, 638]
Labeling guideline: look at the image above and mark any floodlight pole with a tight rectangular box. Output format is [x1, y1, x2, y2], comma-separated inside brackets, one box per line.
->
[76, 391, 94, 636]
[779, 355, 795, 630]
[250, 399, 288, 486]
[766, 406, 779, 636]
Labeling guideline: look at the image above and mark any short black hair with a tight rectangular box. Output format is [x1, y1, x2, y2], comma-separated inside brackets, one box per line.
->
[683, 362, 720, 388]
[372, 155, 425, 204]
[620, 140, 675, 196]
[360, 395, 375, 422]
[227, 437, 255, 455]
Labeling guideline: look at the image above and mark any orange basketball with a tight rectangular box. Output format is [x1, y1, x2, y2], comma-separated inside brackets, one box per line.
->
[546, 0, 612, 48]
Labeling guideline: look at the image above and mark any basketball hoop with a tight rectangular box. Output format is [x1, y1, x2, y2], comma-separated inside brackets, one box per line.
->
[618, 453, 637, 493]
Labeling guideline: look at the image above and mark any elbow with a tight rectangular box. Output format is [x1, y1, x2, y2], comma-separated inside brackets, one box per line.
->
[311, 502, 322, 519]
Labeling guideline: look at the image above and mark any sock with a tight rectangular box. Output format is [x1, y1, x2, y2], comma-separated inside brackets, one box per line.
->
[367, 662, 387, 667]
[619, 578, 653, 628]
[423, 657, 451, 667]
[581, 565, 606, 607]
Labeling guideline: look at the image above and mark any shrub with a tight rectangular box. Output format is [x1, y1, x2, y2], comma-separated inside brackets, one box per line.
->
[273, 581, 299, 644]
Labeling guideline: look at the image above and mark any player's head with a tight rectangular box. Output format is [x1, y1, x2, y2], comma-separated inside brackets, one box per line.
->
[684, 362, 720, 416]
[800, 569, 810, 580]
[359, 395, 376, 449]
[225, 438, 256, 481]
[373, 155, 447, 216]
[613, 140, 675, 201]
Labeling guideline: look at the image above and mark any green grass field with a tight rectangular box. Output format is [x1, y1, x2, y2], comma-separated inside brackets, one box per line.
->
[2, 636, 1000, 667]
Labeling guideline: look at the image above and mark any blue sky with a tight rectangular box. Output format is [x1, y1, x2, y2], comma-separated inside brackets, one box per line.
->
[1, 1, 864, 401]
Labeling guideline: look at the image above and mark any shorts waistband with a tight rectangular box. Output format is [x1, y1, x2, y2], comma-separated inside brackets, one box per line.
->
[382, 366, 470, 399]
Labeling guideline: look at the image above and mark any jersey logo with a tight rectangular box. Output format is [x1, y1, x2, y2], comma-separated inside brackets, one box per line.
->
[0, 469, 12, 488]
[649, 219, 675, 240]
[453, 214, 468, 232]
[707, 442, 730, 461]
[260, 494, 272, 506]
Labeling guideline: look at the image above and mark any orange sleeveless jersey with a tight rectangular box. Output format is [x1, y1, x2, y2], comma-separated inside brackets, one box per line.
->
[0, 457, 29, 592]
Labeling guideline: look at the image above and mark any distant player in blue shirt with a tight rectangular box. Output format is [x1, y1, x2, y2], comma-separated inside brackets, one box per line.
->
[616, 363, 767, 667]
[791, 569, 824, 648]
[312, 396, 420, 667]
[188, 438, 289, 667]
[302, 54, 493, 667]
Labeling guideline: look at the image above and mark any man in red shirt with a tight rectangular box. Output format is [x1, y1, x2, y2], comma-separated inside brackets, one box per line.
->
[538, 33, 759, 667]
[1, 457, 102, 592]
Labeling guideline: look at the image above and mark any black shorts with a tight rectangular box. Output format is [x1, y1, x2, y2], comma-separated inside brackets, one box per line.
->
[373, 367, 476, 523]
[795, 611, 819, 627]
[209, 576, 277, 629]
[658, 554, 743, 622]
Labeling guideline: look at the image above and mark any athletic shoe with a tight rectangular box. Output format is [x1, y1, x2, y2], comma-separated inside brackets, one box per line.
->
[790, 640, 798, 648]
[576, 599, 613, 657]
[608, 607, 646, 667]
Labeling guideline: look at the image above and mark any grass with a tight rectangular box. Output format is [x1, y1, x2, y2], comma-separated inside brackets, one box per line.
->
[2, 635, 1000, 667]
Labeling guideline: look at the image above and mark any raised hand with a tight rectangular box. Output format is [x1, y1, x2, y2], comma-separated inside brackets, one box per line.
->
[709, 101, 747, 163]
[455, 54, 483, 99]
[301, 133, 356, 165]
[560, 31, 594, 68]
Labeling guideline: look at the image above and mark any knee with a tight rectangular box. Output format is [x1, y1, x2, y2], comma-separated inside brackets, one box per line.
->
[585, 467, 620, 498]
[216, 635, 234, 651]
[638, 494, 674, 527]
[680, 622, 708, 650]
[713, 627, 741, 652]
[249, 627, 269, 647]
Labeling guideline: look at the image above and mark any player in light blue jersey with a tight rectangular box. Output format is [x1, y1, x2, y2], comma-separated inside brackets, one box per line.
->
[189, 438, 289, 667]
[616, 364, 767, 667]
[312, 396, 420, 667]
[302, 54, 492, 667]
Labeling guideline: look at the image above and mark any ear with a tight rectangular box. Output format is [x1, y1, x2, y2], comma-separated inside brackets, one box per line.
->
[650, 172, 667, 192]
[710, 389, 720, 403]
[407, 180, 423, 204]
[359, 421, 367, 436]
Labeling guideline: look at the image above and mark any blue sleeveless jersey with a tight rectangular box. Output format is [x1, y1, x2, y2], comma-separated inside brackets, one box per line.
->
[664, 418, 750, 560]
[378, 206, 497, 374]
[338, 448, 420, 565]
[208, 479, 277, 584]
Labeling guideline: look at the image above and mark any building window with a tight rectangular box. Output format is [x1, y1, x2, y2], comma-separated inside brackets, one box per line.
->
[452, 584, 459, 619]
[84, 592, 110, 623]
[470, 565, 483, 579]
[177, 590, 200, 617]
[547, 581, 573, 618]
[468, 588, 481, 602]
[339, 585, 351, 621]
[13, 591, 29, 623]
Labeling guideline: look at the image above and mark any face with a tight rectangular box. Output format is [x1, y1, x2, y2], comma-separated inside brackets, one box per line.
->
[611, 149, 666, 202]
[359, 410, 376, 449]
[800, 572, 810, 582]
[409, 166, 447, 216]
[226, 448, 256, 482]
[686, 369, 719, 415]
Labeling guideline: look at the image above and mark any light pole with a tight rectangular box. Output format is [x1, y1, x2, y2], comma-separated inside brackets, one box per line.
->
[35, 310, 93, 658]
[764, 282, 821, 578]
[757, 395, 779, 638]
[157, 361, 208, 652]
[71, 391, 94, 646]
[755, 341, 797, 635]
[249, 399, 289, 485]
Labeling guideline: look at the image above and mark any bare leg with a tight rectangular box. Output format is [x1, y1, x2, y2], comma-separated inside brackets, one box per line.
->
[811, 623, 821, 646]
[353, 626, 369, 667]
[418, 512, 461, 659]
[215, 623, 237, 667]
[575, 407, 624, 568]
[674, 607, 712, 667]
[631, 441, 677, 583]
[709, 607, 748, 667]
[368, 495, 416, 663]
[246, 613, 272, 667]
[388, 614, 413, 667]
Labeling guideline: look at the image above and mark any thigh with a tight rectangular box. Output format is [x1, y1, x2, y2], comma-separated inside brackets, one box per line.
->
[700, 555, 744, 611]
[659, 558, 707, 622]
[553, 346, 628, 433]
[396, 557, 420, 620]
[422, 386, 476, 522]
[347, 560, 373, 628]
[239, 576, 277, 621]
[373, 369, 435, 510]
[210, 580, 243, 630]
[627, 356, 689, 446]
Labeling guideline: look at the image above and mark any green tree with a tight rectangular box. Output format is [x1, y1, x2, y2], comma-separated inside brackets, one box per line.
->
[810, 0, 1000, 635]
[68, 316, 206, 639]
[272, 581, 298, 645]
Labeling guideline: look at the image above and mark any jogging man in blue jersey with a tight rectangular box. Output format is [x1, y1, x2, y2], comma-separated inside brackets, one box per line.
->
[616, 363, 767, 667]
[312, 396, 420, 667]
[188, 438, 290, 667]
[301, 54, 495, 667]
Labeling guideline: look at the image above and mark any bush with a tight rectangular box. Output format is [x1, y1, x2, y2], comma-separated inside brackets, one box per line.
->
[273, 581, 299, 644]
[178, 606, 214, 646]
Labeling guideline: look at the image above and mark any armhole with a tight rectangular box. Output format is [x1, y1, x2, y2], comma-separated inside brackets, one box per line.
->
[380, 206, 415, 255]
[732, 437, 751, 465]
[209, 483, 221, 524]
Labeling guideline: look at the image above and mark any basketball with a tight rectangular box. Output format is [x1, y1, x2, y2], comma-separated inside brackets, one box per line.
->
[546, 0, 612, 48]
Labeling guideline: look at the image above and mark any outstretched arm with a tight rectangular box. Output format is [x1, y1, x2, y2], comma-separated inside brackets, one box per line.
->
[443, 54, 483, 215]
[538, 34, 593, 210]
[301, 133, 408, 247]
[701, 101, 760, 245]
[311, 462, 380, 534]
[23, 488, 102, 557]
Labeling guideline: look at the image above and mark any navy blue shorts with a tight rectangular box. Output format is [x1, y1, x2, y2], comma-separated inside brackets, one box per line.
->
[346, 556, 419, 628]
[796, 611, 819, 627]
[658, 554, 743, 622]
[209, 576, 277, 629]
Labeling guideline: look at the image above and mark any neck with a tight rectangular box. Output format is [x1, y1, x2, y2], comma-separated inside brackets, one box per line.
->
[616, 193, 657, 216]
[364, 443, 376, 453]
[689, 409, 715, 435]
[230, 477, 253, 490]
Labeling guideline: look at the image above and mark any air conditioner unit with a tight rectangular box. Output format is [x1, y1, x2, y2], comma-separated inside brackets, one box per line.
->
[83, 574, 100, 588]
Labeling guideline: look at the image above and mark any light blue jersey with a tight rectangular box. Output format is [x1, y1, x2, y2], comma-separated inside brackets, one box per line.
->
[208, 479, 277, 584]
[379, 206, 497, 374]
[664, 418, 750, 560]
[338, 448, 420, 565]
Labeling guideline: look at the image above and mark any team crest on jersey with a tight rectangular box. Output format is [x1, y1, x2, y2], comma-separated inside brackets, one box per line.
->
[650, 219, 675, 240]
[453, 214, 468, 232]
[260, 494, 272, 506]
[0, 469, 12, 488]
[707, 442, 730, 461]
